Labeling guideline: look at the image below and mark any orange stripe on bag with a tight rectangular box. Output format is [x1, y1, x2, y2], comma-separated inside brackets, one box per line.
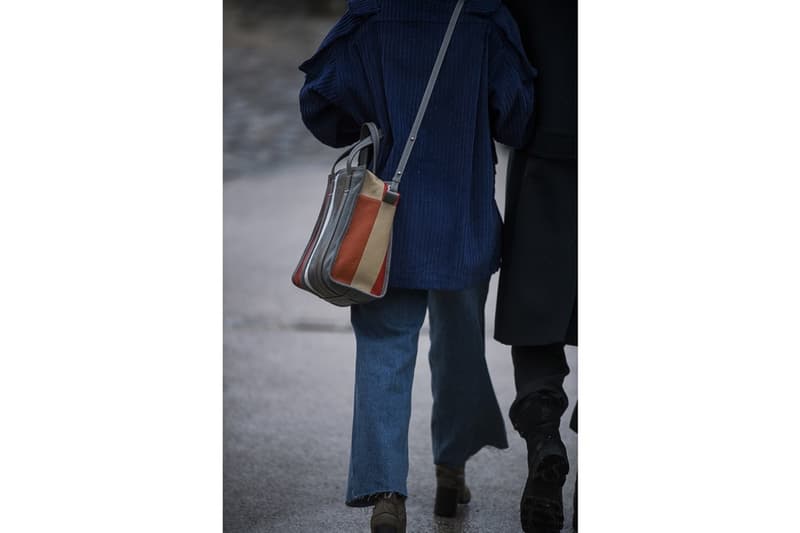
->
[331, 195, 382, 285]
[370, 254, 388, 296]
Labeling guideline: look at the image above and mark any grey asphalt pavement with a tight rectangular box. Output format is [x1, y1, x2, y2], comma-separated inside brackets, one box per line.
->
[223, 158, 578, 532]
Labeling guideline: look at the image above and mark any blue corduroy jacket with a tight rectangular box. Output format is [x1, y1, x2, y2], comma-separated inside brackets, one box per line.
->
[299, 0, 536, 290]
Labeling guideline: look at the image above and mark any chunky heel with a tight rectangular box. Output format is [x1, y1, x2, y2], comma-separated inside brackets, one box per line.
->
[434, 486, 459, 517]
[373, 526, 399, 533]
[434, 464, 471, 517]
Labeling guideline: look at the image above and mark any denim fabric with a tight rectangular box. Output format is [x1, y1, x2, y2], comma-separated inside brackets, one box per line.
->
[346, 281, 508, 505]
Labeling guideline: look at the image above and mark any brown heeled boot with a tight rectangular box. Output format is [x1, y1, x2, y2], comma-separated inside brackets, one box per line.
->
[370, 493, 406, 533]
[434, 465, 471, 517]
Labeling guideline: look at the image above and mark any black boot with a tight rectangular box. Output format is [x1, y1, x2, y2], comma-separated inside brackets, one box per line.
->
[512, 392, 569, 533]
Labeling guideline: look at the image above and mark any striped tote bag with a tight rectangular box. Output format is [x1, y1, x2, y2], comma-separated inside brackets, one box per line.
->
[292, 123, 398, 306]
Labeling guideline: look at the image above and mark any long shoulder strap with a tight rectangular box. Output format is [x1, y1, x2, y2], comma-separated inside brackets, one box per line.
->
[389, 0, 465, 192]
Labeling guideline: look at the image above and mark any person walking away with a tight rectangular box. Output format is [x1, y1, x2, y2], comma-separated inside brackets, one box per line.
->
[494, 0, 578, 531]
[298, 0, 536, 531]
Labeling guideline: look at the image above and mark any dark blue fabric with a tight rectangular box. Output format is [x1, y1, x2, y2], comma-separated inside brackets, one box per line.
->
[299, 0, 536, 290]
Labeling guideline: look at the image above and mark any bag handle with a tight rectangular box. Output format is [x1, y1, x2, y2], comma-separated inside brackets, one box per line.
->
[345, 123, 381, 173]
[330, 123, 381, 175]
[354, 122, 381, 170]
[389, 0, 465, 193]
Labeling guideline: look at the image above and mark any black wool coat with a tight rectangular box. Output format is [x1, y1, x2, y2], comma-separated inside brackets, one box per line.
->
[494, 0, 577, 347]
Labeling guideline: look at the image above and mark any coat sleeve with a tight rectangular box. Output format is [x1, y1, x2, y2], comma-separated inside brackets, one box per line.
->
[487, 6, 537, 148]
[298, 9, 370, 148]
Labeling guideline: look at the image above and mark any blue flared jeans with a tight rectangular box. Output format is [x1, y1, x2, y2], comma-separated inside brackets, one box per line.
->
[345, 281, 508, 505]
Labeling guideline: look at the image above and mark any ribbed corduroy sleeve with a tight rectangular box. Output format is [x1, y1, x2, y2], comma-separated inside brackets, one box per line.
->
[487, 6, 537, 148]
[298, 10, 369, 148]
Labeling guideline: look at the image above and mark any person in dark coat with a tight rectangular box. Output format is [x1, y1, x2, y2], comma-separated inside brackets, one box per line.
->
[494, 0, 578, 531]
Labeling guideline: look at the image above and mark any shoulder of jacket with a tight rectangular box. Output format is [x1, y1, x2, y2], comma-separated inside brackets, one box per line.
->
[464, 0, 502, 15]
[481, 1, 523, 45]
[465, 1, 521, 41]
[299, 2, 377, 74]
[347, 0, 380, 16]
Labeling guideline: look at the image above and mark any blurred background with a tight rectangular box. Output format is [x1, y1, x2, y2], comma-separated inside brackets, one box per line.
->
[224, 0, 342, 180]
[223, 1, 577, 531]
